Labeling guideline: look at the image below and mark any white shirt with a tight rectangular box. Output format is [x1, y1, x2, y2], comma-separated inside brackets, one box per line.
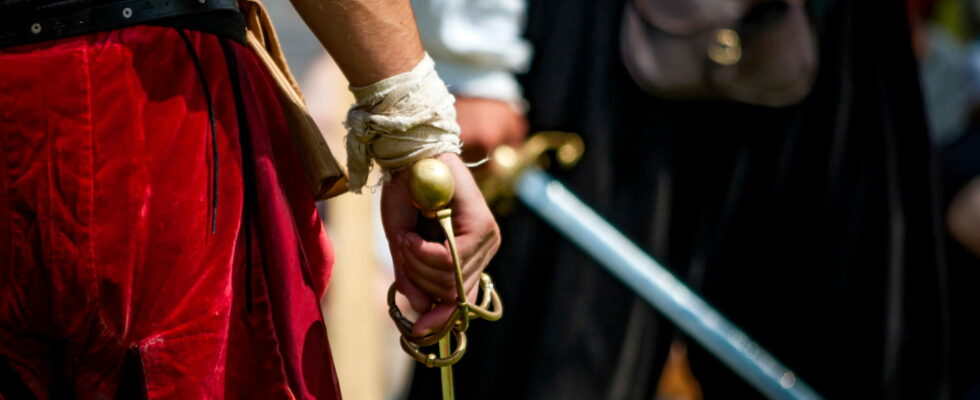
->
[412, 0, 532, 108]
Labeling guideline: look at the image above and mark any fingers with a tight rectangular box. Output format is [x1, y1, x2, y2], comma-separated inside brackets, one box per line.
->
[402, 245, 456, 300]
[404, 232, 454, 270]
[401, 240, 488, 302]
[393, 245, 433, 314]
[401, 214, 499, 300]
[409, 272, 482, 338]
[380, 172, 418, 245]
[381, 172, 432, 312]
[402, 231, 456, 299]
[407, 267, 485, 338]
[397, 273, 433, 315]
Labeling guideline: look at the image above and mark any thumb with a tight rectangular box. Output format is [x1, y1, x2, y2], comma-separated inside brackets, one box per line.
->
[412, 302, 457, 338]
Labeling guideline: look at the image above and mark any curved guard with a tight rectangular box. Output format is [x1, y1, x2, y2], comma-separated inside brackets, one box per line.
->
[399, 328, 468, 368]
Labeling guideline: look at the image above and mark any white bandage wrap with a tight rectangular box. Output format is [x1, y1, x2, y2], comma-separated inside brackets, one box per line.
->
[345, 54, 462, 193]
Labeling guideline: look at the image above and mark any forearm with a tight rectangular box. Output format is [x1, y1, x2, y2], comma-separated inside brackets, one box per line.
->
[288, 0, 425, 86]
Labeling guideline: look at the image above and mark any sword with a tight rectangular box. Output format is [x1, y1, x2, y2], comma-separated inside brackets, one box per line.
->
[388, 158, 504, 400]
[480, 132, 824, 400]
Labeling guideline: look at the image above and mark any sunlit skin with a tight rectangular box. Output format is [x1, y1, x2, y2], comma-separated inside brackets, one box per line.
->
[948, 177, 980, 258]
[455, 96, 529, 163]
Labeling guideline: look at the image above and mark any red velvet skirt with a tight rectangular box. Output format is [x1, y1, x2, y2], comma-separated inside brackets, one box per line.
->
[0, 26, 340, 399]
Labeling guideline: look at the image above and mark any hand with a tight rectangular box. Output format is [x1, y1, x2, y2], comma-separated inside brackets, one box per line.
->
[381, 153, 501, 337]
[455, 97, 529, 163]
[948, 176, 980, 257]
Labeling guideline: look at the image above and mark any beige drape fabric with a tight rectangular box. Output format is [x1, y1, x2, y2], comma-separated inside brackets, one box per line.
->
[239, 0, 349, 200]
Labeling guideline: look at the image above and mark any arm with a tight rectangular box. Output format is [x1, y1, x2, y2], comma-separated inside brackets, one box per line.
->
[288, 0, 500, 335]
[287, 0, 424, 86]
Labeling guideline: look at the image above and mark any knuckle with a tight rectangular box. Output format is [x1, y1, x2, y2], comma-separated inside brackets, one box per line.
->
[405, 275, 424, 290]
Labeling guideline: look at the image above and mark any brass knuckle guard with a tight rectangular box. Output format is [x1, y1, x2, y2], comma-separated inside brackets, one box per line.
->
[387, 273, 502, 337]
[400, 329, 467, 368]
[467, 274, 502, 321]
[387, 284, 460, 347]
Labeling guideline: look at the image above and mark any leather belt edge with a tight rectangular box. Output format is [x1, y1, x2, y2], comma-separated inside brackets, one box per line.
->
[0, 0, 240, 48]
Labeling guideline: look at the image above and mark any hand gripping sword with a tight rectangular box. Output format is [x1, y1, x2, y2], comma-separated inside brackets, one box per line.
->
[477, 132, 824, 400]
[387, 158, 503, 400]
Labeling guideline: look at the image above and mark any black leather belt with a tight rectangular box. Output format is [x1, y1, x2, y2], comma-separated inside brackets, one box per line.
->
[0, 0, 240, 48]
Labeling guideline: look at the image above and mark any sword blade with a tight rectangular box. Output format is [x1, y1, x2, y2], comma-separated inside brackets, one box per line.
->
[439, 337, 454, 400]
[515, 169, 823, 400]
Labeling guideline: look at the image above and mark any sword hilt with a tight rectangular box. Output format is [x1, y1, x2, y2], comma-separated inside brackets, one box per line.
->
[388, 157, 503, 369]
[475, 131, 585, 213]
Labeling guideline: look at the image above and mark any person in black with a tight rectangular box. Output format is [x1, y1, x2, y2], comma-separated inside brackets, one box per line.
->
[408, 0, 950, 398]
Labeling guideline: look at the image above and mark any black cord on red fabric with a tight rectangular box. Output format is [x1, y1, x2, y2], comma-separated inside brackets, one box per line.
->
[176, 28, 220, 234]
[218, 36, 256, 315]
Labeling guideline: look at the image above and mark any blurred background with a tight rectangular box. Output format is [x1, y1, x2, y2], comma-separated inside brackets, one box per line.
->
[268, 0, 980, 398]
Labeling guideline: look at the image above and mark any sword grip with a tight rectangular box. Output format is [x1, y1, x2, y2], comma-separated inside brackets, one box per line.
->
[417, 216, 445, 242]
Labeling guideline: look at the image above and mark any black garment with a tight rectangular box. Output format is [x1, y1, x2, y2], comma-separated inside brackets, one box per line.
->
[943, 130, 980, 201]
[408, 0, 949, 399]
[941, 129, 980, 398]
[0, 0, 106, 13]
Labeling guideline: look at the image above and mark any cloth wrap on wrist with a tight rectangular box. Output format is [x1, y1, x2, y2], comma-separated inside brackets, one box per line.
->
[345, 54, 462, 193]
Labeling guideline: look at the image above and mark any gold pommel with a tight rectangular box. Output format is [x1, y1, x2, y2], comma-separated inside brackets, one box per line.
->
[408, 158, 455, 214]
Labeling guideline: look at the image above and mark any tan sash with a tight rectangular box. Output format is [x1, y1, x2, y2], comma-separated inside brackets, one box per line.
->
[239, 0, 348, 200]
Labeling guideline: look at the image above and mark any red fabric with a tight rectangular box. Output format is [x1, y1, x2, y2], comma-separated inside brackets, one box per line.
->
[0, 26, 339, 399]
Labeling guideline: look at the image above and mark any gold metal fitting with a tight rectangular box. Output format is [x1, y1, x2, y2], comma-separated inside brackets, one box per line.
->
[708, 28, 742, 66]
[408, 158, 455, 217]
[476, 131, 585, 212]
